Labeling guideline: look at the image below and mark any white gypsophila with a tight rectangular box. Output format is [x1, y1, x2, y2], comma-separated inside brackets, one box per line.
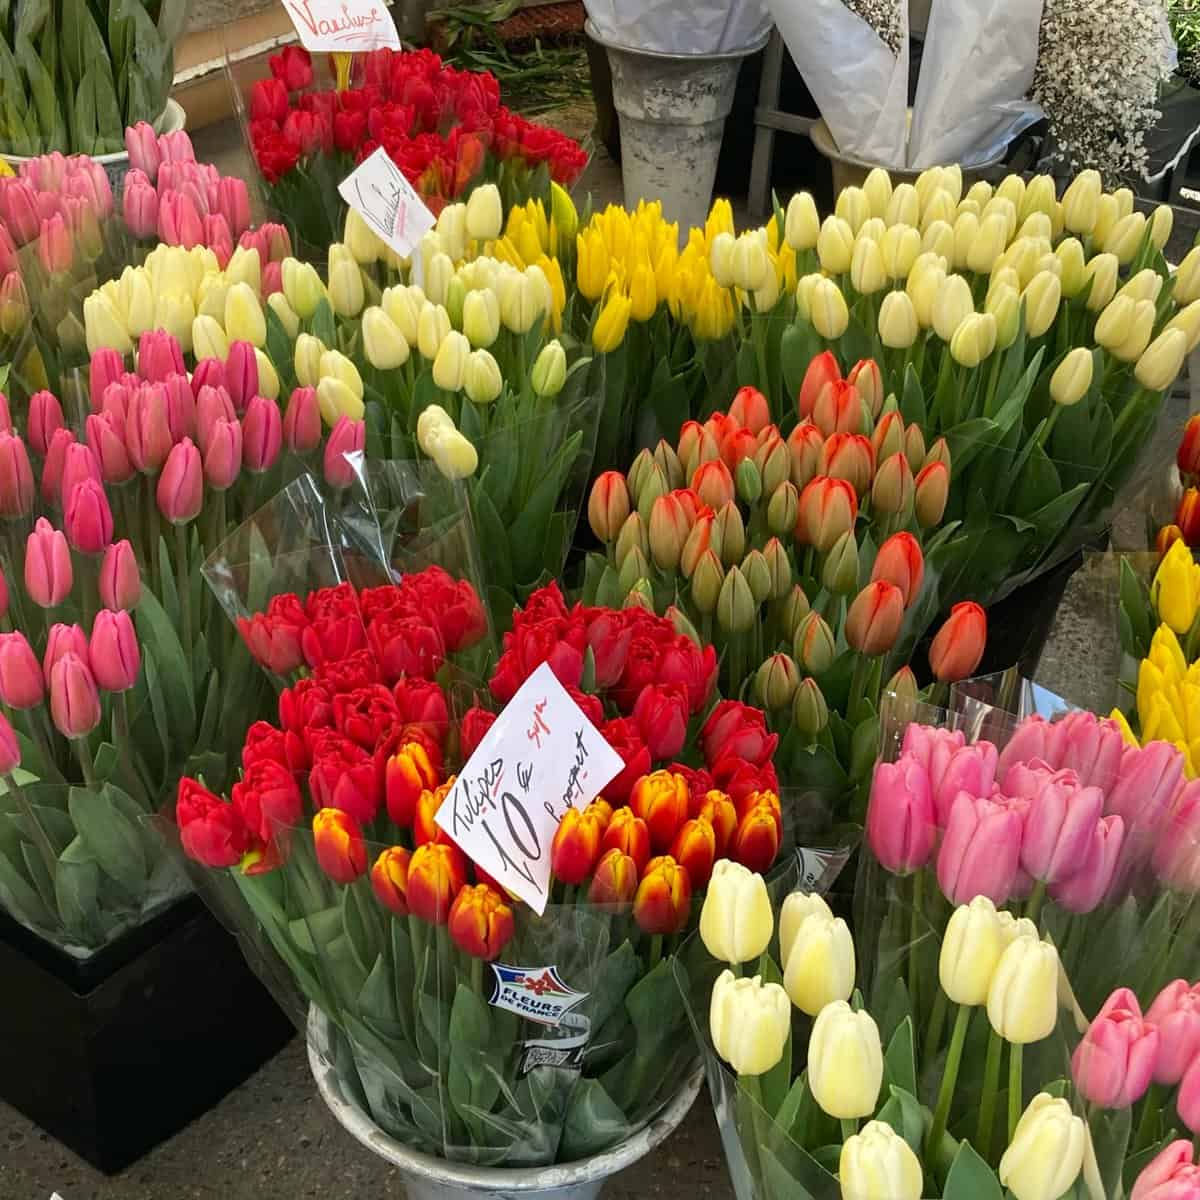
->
[1034, 0, 1174, 183]
[844, 0, 904, 55]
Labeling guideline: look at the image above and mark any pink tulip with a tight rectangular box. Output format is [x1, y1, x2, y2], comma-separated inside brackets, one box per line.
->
[1071, 987, 1159, 1108]
[126, 383, 173, 473]
[49, 652, 101, 739]
[122, 175, 157, 239]
[1131, 1140, 1200, 1200]
[157, 192, 204, 248]
[36, 213, 72, 274]
[158, 129, 196, 165]
[28, 390, 64, 457]
[4, 180, 40, 244]
[203, 213, 233, 267]
[1108, 741, 1186, 839]
[0, 431, 34, 516]
[930, 741, 999, 827]
[1052, 711, 1126, 792]
[62, 196, 101, 258]
[196, 384, 236, 453]
[1050, 815, 1125, 913]
[64, 479, 113, 555]
[85, 413, 134, 484]
[125, 123, 162, 182]
[1146, 981, 1200, 1086]
[157, 438, 203, 524]
[163, 374, 196, 442]
[100, 540, 141, 612]
[1181, 1057, 1200, 1134]
[242, 396, 282, 473]
[323, 416, 365, 489]
[238, 228, 268, 263]
[68, 159, 112, 217]
[262, 260, 283, 296]
[0, 632, 43, 708]
[215, 177, 251, 237]
[1006, 762, 1104, 884]
[43, 428, 79, 506]
[900, 722, 965, 770]
[283, 386, 321, 453]
[203, 418, 243, 490]
[0, 711, 20, 774]
[89, 349, 125, 411]
[0, 567, 8, 621]
[191, 358, 227, 398]
[100, 383, 131, 441]
[225, 341, 259, 414]
[997, 714, 1056, 778]
[137, 331, 185, 383]
[1153, 779, 1200, 893]
[59, 441, 102, 506]
[43, 622, 89, 680]
[867, 756, 936, 873]
[936, 791, 1023, 905]
[24, 517, 72, 607]
[0, 393, 10, 435]
[90, 609, 140, 692]
[0, 225, 15, 275]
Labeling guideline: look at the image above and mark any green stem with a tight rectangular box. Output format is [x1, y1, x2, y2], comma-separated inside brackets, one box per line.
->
[1008, 1042, 1024, 1142]
[29, 710, 67, 785]
[1025, 879, 1048, 929]
[74, 736, 97, 787]
[175, 523, 192, 654]
[927, 1004, 970, 1156]
[648, 933, 663, 972]
[925, 987, 948, 1059]
[847, 654, 870, 725]
[9, 776, 59, 883]
[976, 1026, 1003, 1161]
[840, 1118, 859, 1143]
[1133, 1082, 1163, 1154]
[908, 869, 924, 1026]
[113, 691, 150, 809]
[471, 954, 484, 997]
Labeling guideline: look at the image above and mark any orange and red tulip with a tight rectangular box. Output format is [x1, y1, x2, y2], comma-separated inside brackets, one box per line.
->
[448, 883, 515, 960]
[588, 847, 638, 909]
[928, 601, 988, 683]
[629, 770, 690, 853]
[845, 580, 905, 655]
[385, 739, 439, 827]
[600, 806, 652, 873]
[697, 789, 738, 856]
[670, 816, 717, 888]
[730, 801, 781, 873]
[551, 807, 604, 885]
[312, 808, 367, 884]
[370, 846, 412, 916]
[633, 854, 693, 935]
[407, 842, 469, 924]
[871, 531, 925, 608]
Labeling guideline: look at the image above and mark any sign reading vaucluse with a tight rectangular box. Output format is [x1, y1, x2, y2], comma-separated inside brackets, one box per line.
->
[281, 0, 400, 55]
[434, 663, 624, 915]
[337, 147, 436, 259]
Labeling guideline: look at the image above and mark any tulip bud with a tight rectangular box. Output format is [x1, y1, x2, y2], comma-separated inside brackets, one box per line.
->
[156, 438, 203, 524]
[795, 611, 836, 674]
[1061, 170, 1101, 234]
[784, 191, 819, 251]
[24, 517, 72, 607]
[1050, 347, 1094, 407]
[1165, 299, 1200, 354]
[1105, 211, 1148, 265]
[89, 609, 140, 692]
[810, 278, 849, 340]
[939, 895, 1005, 1006]
[816, 215, 854, 274]
[633, 854, 692, 935]
[588, 848, 638, 909]
[752, 652, 799, 710]
[879, 223, 920, 280]
[761, 484, 796, 543]
[323, 416, 366, 488]
[950, 311, 998, 367]
[1176, 246, 1200, 305]
[850, 236, 886, 295]
[808, 1001, 883, 1119]
[712, 500, 746, 567]
[818, 527, 858, 596]
[914, 461, 949, 527]
[1136, 329, 1188, 393]
[465, 184, 503, 242]
[370, 846, 412, 915]
[886, 183, 920, 227]
[928, 600, 986, 682]
[691, 549, 724, 614]
[49, 652, 102, 739]
[635, 462, 669, 524]
[999, 1094, 1088, 1200]
[845, 581, 904, 656]
[716, 566, 757, 634]
[531, 339, 567, 398]
[709, 969, 791, 1076]
[871, 531, 924, 607]
[871, 452, 915, 517]
[987, 934, 1060, 1043]
[878, 291, 919, 349]
[587, 472, 631, 544]
[463, 349, 503, 406]
[840, 1122, 924, 1200]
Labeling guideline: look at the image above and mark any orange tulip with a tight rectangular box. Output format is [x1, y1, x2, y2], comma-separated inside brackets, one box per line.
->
[871, 410, 904, 463]
[1178, 414, 1200, 480]
[870, 452, 914, 516]
[600, 806, 652, 873]
[633, 854, 693, 934]
[845, 581, 905, 655]
[385, 740, 439, 827]
[448, 883, 515, 960]
[797, 476, 858, 551]
[312, 808, 367, 884]
[928, 601, 987, 683]
[692, 459, 735, 511]
[813, 380, 864, 438]
[370, 846, 412, 915]
[649, 493, 693, 571]
[585, 798, 613, 831]
[587, 471, 631, 542]
[551, 807, 604, 885]
[1158, 523, 1185, 557]
[1177, 487, 1200, 545]
[589, 847, 638, 909]
[730, 801, 781, 873]
[871, 532, 925, 608]
[413, 780, 454, 847]
[737, 788, 782, 833]
[914, 461, 949, 527]
[730, 385, 770, 434]
[407, 842, 469, 924]
[697, 789, 738, 856]
[848, 358, 883, 417]
[671, 816, 717, 888]
[787, 421, 825, 489]
[818, 432, 875, 496]
[630, 770, 690, 852]
[797, 350, 840, 420]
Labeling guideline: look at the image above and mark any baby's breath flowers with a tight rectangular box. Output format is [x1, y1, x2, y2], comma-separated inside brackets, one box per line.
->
[845, 0, 904, 55]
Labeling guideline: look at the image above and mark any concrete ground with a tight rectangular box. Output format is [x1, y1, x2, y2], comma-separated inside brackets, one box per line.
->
[3, 91, 1198, 1199]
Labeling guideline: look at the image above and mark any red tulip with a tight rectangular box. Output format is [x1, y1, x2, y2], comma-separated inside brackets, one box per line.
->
[312, 808, 367, 884]
[1179, 414, 1200, 480]
[177, 777, 250, 867]
[928, 601, 987, 682]
[448, 883, 515, 960]
[632, 683, 689, 761]
[407, 842, 469, 924]
[550, 808, 603, 885]
[633, 854, 692, 934]
[371, 846, 412, 916]
[813, 380, 865, 438]
[231, 758, 303, 845]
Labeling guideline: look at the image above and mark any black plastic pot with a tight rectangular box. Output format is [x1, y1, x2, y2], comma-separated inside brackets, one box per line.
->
[0, 896, 293, 1173]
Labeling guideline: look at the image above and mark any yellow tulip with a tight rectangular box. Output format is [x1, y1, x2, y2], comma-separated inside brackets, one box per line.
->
[810, 277, 849, 339]
[950, 312, 997, 367]
[1062, 170, 1101, 235]
[731, 230, 770, 292]
[996, 173, 1026, 210]
[153, 293, 195, 351]
[705, 197, 734, 243]
[816, 216, 854, 275]
[1020, 174, 1057, 221]
[863, 167, 893, 219]
[576, 229, 610, 302]
[1165, 299, 1200, 354]
[835, 185, 870, 234]
[319, 349, 364, 400]
[784, 191, 820, 251]
[999, 1094, 1087, 1200]
[281, 257, 326, 319]
[986, 935, 1059, 1044]
[593, 285, 632, 352]
[709, 970, 791, 1077]
[463, 348, 503, 405]
[808, 1001, 883, 1119]
[880, 223, 921, 279]
[920, 189, 957, 235]
[951, 212, 980, 271]
[255, 349, 280, 400]
[1095, 295, 1138, 351]
[932, 273, 975, 342]
[1175, 246, 1200, 305]
[1050, 347, 1094, 407]
[417, 303, 452, 360]
[192, 314, 229, 362]
[384, 285, 424, 345]
[693, 276, 735, 339]
[316, 376, 364, 426]
[1114, 186, 1135, 218]
[908, 261, 946, 330]
[781, 910, 855, 1015]
[840, 1121, 923, 1200]
[466, 183, 503, 242]
[225, 245, 262, 292]
[537, 254, 567, 331]
[850, 236, 886, 295]
[914, 166, 946, 212]
[294, 333, 325, 388]
[83, 292, 133, 355]
[1135, 328, 1188, 391]
[968, 212, 1010, 274]
[1148, 621, 1189, 681]
[362, 306, 410, 370]
[878, 291, 919, 349]
[921, 220, 955, 262]
[224, 282, 267, 346]
[1022, 271, 1062, 338]
[1108, 706, 1140, 748]
[1111, 298, 1157, 363]
[531, 340, 567, 398]
[550, 181, 578, 245]
[267, 292, 300, 340]
[416, 405, 455, 455]
[1150, 204, 1174, 250]
[1083, 253, 1119, 312]
[1055, 238, 1087, 299]
[1018, 212, 1053, 243]
[432, 330, 470, 391]
[1105, 212, 1148, 265]
[699, 861, 774, 965]
[429, 428, 479, 480]
[983, 195, 1018, 241]
[986, 283, 1021, 350]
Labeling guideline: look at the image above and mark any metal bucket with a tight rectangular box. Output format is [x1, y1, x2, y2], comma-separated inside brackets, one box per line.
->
[587, 21, 769, 238]
[307, 1006, 704, 1200]
[809, 117, 1006, 196]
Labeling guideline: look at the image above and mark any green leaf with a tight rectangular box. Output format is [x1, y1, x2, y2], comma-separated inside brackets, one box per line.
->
[883, 1016, 917, 1098]
[875, 1085, 925, 1156]
[135, 585, 195, 746]
[942, 1139, 1004, 1200]
[54, 835, 101, 939]
[560, 1078, 628, 1160]
[68, 783, 147, 896]
[311, 297, 336, 348]
[585, 939, 640, 1036]
[357, 952, 398, 1025]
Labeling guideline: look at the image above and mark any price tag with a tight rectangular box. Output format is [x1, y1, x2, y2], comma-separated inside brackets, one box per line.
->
[435, 663, 625, 915]
[338, 147, 436, 260]
[280, 0, 400, 53]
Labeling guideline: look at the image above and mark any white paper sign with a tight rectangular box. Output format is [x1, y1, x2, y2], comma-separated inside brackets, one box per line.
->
[337, 147, 436, 260]
[281, 0, 400, 53]
[435, 663, 624, 915]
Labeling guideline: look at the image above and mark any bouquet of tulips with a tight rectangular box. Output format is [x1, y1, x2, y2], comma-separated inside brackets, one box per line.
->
[858, 693, 1200, 1029]
[1, 130, 258, 396]
[82, 196, 606, 622]
[173, 553, 835, 1165]
[676, 861, 1200, 1200]
[238, 45, 587, 253]
[580, 357, 990, 820]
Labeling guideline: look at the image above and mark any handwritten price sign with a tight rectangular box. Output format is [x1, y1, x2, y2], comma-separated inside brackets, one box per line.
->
[337, 147, 436, 259]
[281, 0, 400, 53]
[434, 663, 624, 915]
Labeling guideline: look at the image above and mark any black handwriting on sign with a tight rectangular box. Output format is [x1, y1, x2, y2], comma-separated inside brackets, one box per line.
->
[548, 727, 592, 821]
[451, 757, 504, 836]
[351, 170, 409, 243]
[517, 761, 533, 792]
[483, 791, 543, 892]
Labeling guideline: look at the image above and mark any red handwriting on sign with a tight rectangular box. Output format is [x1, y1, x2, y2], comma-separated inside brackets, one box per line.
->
[526, 699, 551, 749]
[287, 0, 383, 41]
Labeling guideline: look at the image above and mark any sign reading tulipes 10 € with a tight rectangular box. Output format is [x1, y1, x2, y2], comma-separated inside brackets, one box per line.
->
[435, 663, 625, 915]
[281, 0, 400, 54]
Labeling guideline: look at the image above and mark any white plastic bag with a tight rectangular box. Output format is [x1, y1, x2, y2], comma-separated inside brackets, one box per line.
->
[583, 0, 772, 55]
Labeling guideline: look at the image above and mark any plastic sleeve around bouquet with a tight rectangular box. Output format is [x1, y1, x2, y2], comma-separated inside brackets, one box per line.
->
[582, 0, 772, 55]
